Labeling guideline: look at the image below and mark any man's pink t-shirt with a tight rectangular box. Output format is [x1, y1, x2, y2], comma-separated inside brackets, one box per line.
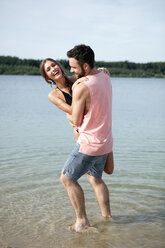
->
[77, 71, 113, 156]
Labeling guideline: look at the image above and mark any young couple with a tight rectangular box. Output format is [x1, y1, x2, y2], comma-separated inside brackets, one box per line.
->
[40, 44, 114, 232]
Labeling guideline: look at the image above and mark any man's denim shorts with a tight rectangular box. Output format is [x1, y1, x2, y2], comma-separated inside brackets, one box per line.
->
[62, 143, 108, 181]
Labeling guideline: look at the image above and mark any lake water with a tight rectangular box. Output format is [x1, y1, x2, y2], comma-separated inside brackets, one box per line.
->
[0, 75, 165, 248]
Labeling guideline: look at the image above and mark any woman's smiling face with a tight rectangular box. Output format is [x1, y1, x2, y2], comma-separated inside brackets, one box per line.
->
[44, 60, 63, 81]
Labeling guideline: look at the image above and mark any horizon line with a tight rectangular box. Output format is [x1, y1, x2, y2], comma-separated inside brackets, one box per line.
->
[0, 55, 165, 64]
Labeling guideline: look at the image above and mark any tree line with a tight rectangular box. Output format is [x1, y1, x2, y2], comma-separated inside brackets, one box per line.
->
[0, 56, 164, 78]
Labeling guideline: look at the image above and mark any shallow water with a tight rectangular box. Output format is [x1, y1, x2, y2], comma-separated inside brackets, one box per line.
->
[0, 75, 165, 248]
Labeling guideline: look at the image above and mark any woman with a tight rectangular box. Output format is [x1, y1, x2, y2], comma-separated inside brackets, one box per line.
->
[40, 58, 114, 174]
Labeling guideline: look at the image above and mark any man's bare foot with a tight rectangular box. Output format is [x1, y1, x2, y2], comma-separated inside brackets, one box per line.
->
[102, 215, 113, 221]
[69, 223, 89, 232]
[68, 223, 99, 233]
[68, 218, 90, 232]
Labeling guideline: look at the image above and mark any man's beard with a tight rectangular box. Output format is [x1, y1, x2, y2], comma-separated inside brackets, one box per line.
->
[77, 67, 85, 78]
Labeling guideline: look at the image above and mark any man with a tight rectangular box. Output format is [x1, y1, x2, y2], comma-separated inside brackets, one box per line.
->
[60, 44, 113, 232]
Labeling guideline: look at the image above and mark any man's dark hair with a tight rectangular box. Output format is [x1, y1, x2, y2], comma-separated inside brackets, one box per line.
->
[67, 44, 95, 68]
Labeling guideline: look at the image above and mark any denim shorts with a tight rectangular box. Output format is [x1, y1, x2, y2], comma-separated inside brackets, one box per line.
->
[62, 143, 108, 181]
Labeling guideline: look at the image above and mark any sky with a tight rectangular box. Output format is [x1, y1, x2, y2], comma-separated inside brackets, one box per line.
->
[0, 0, 165, 63]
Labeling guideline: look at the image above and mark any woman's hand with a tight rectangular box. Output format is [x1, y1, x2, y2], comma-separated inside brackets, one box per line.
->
[97, 67, 110, 76]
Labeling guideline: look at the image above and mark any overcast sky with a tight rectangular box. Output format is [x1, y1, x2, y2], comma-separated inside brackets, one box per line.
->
[0, 0, 165, 63]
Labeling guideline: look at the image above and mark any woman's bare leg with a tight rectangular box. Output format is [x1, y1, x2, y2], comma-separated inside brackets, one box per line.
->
[104, 152, 114, 175]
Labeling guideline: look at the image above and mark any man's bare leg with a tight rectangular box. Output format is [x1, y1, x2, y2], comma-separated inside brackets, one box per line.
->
[60, 173, 90, 232]
[87, 174, 112, 218]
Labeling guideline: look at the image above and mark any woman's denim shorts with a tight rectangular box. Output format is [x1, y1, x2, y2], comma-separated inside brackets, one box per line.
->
[62, 143, 108, 181]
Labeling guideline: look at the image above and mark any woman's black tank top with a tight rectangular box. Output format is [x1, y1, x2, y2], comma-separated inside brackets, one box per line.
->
[57, 87, 72, 106]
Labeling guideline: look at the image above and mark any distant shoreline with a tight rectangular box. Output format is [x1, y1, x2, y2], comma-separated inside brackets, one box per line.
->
[1, 75, 165, 80]
[0, 56, 165, 78]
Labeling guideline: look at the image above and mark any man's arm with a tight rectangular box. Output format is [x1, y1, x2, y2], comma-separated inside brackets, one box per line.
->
[67, 83, 88, 127]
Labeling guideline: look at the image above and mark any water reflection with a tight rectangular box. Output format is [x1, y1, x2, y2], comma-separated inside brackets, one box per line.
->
[0, 76, 165, 248]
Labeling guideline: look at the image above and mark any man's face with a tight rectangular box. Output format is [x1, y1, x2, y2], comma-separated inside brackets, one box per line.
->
[69, 58, 85, 78]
